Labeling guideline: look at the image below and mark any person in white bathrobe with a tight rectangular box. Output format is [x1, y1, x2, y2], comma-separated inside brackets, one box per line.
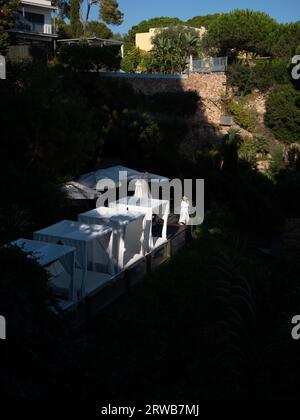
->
[179, 196, 190, 225]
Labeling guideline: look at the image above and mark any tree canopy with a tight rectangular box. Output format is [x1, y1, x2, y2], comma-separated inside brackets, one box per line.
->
[52, 0, 70, 19]
[203, 9, 279, 58]
[149, 26, 201, 74]
[265, 84, 300, 144]
[99, 0, 123, 25]
[0, 0, 20, 54]
[68, 0, 122, 38]
[186, 14, 221, 29]
[267, 22, 300, 58]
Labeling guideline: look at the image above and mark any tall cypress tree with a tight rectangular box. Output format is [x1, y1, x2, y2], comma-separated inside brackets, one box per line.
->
[70, 0, 83, 37]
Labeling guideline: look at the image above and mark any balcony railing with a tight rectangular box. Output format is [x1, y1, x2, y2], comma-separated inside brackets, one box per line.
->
[12, 12, 54, 35]
[192, 57, 228, 73]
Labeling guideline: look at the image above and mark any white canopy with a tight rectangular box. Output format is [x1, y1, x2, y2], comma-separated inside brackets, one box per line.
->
[10, 239, 76, 301]
[78, 207, 148, 271]
[110, 197, 170, 251]
[34, 220, 115, 298]
[63, 165, 169, 200]
[62, 181, 98, 200]
[134, 179, 151, 198]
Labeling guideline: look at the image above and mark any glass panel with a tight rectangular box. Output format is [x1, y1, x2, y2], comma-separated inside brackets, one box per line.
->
[24, 12, 45, 33]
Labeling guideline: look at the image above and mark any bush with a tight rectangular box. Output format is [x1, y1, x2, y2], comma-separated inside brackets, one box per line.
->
[149, 26, 202, 74]
[228, 60, 290, 95]
[121, 47, 144, 73]
[268, 144, 286, 179]
[238, 134, 270, 169]
[265, 84, 300, 143]
[0, 63, 100, 182]
[228, 100, 257, 132]
[103, 109, 162, 170]
[58, 43, 121, 72]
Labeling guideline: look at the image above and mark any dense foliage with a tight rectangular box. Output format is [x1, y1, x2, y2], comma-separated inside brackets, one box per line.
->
[148, 26, 201, 74]
[265, 84, 300, 144]
[228, 60, 291, 95]
[99, 0, 123, 25]
[0, 0, 20, 54]
[58, 43, 121, 71]
[70, 0, 82, 36]
[268, 22, 300, 58]
[203, 9, 278, 58]
[68, 0, 122, 37]
[58, 19, 113, 39]
[228, 100, 256, 132]
[186, 14, 221, 30]
[120, 47, 147, 73]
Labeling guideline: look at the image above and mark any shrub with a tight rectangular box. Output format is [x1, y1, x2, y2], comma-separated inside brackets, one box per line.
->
[149, 26, 202, 74]
[229, 100, 257, 132]
[58, 43, 121, 72]
[268, 144, 286, 179]
[265, 84, 300, 143]
[238, 139, 258, 169]
[121, 47, 144, 73]
[103, 109, 162, 170]
[0, 63, 100, 181]
[227, 64, 254, 95]
[238, 134, 270, 169]
[228, 60, 290, 95]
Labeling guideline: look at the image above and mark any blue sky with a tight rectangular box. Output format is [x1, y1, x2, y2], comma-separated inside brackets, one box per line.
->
[87, 0, 300, 34]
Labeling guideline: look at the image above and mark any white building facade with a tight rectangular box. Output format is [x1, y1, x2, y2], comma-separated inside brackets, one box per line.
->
[9, 0, 57, 61]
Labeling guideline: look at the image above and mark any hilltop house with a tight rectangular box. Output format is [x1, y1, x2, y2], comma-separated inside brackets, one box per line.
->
[8, 0, 58, 61]
[135, 26, 206, 52]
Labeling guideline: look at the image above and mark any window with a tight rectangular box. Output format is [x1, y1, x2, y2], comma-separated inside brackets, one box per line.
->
[24, 12, 45, 33]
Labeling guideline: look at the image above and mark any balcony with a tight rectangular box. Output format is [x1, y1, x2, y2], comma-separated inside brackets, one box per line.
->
[12, 10, 56, 36]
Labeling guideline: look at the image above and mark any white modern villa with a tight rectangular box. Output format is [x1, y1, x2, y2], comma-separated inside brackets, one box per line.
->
[9, 0, 58, 61]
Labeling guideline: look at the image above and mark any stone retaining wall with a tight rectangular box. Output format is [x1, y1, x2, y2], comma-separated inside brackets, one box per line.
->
[101, 72, 227, 126]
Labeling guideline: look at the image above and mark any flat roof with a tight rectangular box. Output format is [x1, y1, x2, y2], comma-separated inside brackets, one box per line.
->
[20, 0, 58, 10]
[57, 37, 123, 46]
